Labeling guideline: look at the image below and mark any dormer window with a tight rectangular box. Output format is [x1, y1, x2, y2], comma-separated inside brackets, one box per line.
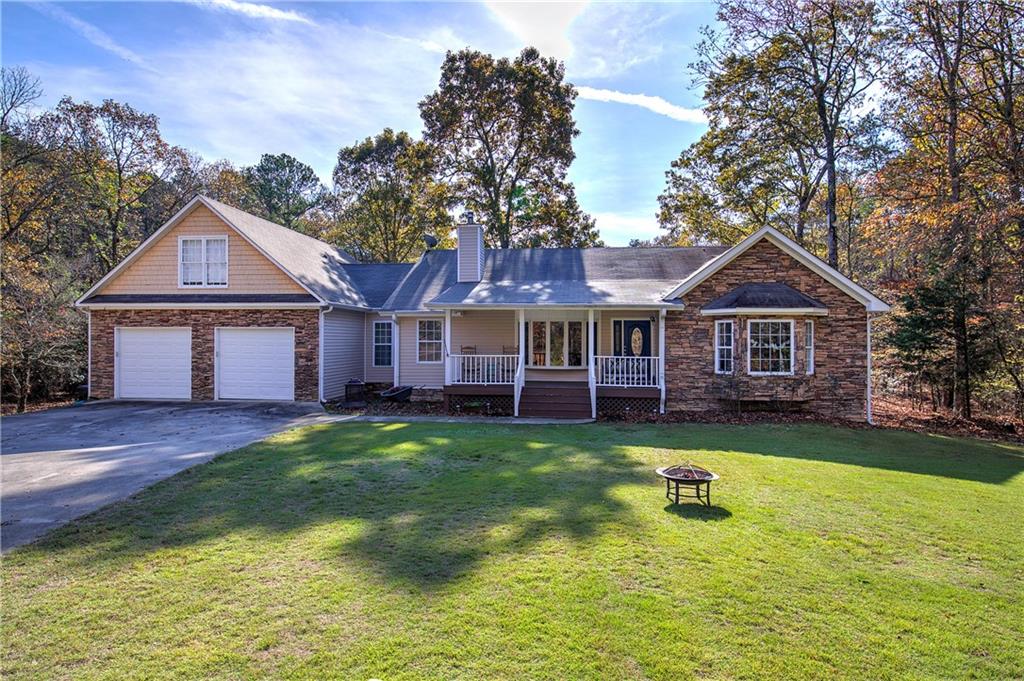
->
[179, 236, 227, 287]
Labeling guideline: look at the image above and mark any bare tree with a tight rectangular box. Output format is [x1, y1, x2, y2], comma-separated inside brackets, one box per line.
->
[1, 66, 42, 131]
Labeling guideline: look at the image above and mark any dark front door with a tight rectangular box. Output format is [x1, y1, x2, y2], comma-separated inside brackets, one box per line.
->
[622, 320, 652, 357]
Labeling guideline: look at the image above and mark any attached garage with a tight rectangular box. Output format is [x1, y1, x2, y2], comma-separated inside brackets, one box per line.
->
[116, 327, 192, 399]
[215, 327, 295, 400]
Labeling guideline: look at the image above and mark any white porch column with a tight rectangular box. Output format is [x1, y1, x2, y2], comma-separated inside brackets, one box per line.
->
[659, 308, 667, 414]
[588, 308, 596, 419]
[444, 308, 452, 386]
[391, 314, 400, 387]
[515, 308, 526, 416]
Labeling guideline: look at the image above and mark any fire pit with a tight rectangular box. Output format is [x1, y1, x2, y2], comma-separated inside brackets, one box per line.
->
[655, 464, 719, 507]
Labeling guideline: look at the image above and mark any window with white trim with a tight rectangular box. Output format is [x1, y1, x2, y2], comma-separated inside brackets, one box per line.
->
[417, 319, 442, 363]
[373, 321, 392, 367]
[805, 320, 815, 375]
[179, 236, 227, 287]
[715, 320, 734, 374]
[747, 320, 794, 375]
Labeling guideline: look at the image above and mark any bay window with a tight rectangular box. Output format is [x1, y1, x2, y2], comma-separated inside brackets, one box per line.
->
[805, 320, 815, 375]
[747, 320, 794, 375]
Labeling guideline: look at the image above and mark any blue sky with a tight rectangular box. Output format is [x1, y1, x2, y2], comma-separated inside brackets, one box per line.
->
[2, 1, 717, 245]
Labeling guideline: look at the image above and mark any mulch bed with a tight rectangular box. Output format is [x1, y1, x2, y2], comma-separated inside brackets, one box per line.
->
[325, 397, 446, 417]
[324, 394, 1024, 445]
[606, 396, 1022, 445]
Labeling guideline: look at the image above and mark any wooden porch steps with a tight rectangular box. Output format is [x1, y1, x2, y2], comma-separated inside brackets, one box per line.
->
[519, 381, 591, 419]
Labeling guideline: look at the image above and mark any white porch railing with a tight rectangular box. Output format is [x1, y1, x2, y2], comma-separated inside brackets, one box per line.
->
[448, 354, 519, 384]
[595, 356, 661, 387]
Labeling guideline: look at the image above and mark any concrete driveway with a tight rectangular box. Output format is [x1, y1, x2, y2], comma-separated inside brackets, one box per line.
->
[1, 401, 332, 552]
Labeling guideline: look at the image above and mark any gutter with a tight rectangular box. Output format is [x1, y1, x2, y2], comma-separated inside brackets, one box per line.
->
[425, 303, 680, 311]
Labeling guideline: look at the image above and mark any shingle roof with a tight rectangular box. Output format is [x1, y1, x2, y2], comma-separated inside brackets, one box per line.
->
[340, 263, 415, 308]
[381, 250, 457, 311]
[201, 197, 369, 307]
[702, 282, 826, 310]
[383, 246, 728, 310]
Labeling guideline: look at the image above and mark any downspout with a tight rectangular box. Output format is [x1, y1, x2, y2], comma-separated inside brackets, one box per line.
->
[319, 305, 332, 403]
[87, 310, 92, 399]
[868, 313, 876, 426]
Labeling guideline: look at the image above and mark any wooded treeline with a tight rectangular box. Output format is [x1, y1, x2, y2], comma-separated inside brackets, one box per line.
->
[652, 0, 1023, 420]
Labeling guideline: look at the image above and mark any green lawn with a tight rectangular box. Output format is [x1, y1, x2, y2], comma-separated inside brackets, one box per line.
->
[3, 422, 1023, 679]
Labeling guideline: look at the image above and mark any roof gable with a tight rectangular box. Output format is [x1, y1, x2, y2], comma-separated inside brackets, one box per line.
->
[665, 227, 890, 313]
[77, 196, 374, 309]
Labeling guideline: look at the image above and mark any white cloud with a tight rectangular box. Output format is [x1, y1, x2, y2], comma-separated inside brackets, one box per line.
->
[29, 2, 155, 71]
[29, 18, 455, 183]
[484, 1, 587, 59]
[189, 0, 314, 25]
[590, 211, 662, 246]
[565, 3, 676, 79]
[576, 86, 706, 124]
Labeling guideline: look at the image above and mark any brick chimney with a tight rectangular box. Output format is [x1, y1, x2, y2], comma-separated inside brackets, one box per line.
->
[456, 211, 484, 283]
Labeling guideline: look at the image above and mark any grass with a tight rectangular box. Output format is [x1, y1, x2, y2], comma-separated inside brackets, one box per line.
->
[3, 422, 1023, 679]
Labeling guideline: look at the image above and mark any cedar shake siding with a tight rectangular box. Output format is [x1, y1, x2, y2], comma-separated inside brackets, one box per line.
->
[90, 309, 319, 401]
[102, 205, 307, 296]
[666, 239, 868, 420]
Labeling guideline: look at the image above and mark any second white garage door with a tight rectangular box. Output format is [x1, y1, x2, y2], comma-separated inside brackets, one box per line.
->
[216, 327, 295, 400]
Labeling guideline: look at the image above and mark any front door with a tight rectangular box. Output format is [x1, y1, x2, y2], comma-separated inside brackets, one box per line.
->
[622, 320, 652, 357]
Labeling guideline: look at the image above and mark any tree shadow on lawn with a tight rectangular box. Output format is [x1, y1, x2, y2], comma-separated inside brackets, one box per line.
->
[19, 423, 667, 588]
[14, 421, 1023, 589]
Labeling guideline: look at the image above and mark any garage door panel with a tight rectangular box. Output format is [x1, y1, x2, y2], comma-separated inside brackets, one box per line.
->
[217, 328, 295, 400]
[117, 328, 191, 399]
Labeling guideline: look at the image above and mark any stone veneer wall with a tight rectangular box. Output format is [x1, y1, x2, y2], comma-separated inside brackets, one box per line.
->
[665, 239, 869, 421]
[90, 309, 319, 401]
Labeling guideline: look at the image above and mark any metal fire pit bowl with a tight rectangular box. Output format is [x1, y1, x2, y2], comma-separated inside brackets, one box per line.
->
[655, 464, 719, 507]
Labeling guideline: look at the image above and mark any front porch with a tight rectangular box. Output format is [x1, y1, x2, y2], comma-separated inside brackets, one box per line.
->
[440, 308, 666, 418]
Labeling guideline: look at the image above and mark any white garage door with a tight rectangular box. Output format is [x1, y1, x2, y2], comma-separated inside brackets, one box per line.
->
[216, 328, 295, 400]
[116, 328, 192, 399]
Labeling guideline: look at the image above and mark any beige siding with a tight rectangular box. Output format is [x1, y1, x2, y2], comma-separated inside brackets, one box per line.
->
[102, 205, 307, 295]
[597, 311, 661, 356]
[451, 310, 517, 354]
[364, 313, 395, 384]
[322, 309, 364, 399]
[397, 316, 444, 387]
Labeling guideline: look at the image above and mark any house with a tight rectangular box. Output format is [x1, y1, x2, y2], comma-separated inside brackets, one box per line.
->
[76, 195, 890, 421]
